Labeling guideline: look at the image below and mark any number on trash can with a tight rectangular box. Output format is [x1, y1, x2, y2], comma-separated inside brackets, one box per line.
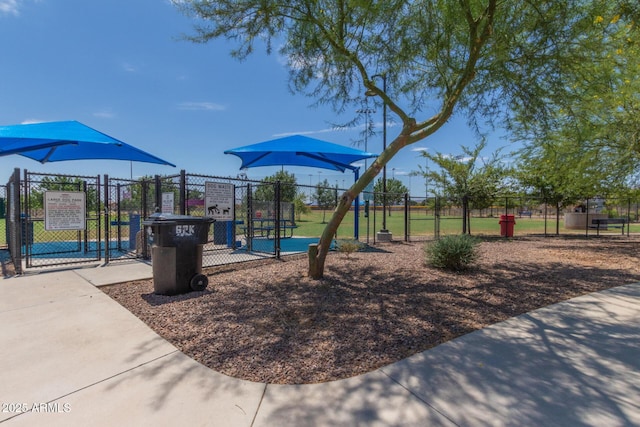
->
[176, 225, 195, 237]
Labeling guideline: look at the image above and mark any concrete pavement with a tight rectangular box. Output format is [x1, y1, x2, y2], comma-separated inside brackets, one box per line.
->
[1, 262, 639, 426]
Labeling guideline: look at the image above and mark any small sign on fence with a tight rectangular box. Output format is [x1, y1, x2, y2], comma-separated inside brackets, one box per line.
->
[162, 192, 174, 214]
[44, 191, 86, 231]
[205, 181, 234, 221]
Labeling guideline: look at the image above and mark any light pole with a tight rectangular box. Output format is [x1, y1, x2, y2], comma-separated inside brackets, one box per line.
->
[366, 73, 389, 236]
[356, 107, 375, 170]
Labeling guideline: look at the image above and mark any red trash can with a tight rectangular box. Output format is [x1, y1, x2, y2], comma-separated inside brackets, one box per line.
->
[499, 214, 516, 237]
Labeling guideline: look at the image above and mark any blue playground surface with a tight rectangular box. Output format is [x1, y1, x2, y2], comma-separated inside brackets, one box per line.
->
[23, 237, 335, 260]
[245, 237, 336, 253]
[25, 240, 133, 259]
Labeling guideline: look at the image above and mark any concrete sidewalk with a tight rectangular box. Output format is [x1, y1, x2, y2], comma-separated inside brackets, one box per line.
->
[1, 263, 639, 426]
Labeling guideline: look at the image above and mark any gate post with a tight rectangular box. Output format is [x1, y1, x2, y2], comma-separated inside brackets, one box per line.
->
[154, 175, 162, 213]
[142, 179, 150, 260]
[11, 168, 22, 274]
[246, 183, 253, 252]
[179, 169, 186, 215]
[275, 181, 281, 259]
[104, 174, 110, 263]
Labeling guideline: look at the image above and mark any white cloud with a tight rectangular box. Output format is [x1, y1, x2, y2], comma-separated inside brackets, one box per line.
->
[0, 0, 20, 16]
[93, 109, 115, 119]
[177, 102, 226, 111]
[411, 146, 428, 152]
[272, 126, 347, 138]
[121, 62, 138, 73]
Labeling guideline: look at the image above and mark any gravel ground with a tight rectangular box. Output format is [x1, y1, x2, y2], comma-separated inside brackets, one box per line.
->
[102, 236, 640, 385]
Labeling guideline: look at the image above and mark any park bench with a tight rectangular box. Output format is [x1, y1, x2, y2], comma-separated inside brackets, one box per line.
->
[591, 218, 627, 236]
[518, 211, 532, 218]
[244, 218, 298, 239]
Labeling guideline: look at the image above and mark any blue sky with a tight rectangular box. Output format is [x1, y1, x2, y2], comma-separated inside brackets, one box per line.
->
[1, 0, 512, 196]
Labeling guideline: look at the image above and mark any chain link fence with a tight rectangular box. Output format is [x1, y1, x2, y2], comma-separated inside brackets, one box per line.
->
[19, 170, 102, 269]
[4, 167, 640, 273]
[406, 195, 638, 240]
[103, 176, 152, 263]
[0, 183, 6, 249]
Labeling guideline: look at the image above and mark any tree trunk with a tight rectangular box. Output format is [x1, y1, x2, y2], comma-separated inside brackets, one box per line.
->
[307, 144, 401, 279]
[461, 196, 468, 234]
[308, 243, 320, 278]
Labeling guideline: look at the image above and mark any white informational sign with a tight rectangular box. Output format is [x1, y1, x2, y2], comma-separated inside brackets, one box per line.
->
[44, 191, 86, 231]
[204, 181, 234, 221]
[161, 192, 174, 214]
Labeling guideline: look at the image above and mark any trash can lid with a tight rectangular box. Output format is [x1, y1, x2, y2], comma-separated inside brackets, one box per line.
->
[143, 213, 215, 224]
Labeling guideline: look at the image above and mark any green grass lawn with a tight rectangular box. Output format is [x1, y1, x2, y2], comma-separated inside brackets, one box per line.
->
[2, 210, 639, 247]
[293, 209, 640, 240]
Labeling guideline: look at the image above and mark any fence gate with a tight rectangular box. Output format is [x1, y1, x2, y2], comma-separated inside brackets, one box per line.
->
[406, 196, 441, 242]
[104, 176, 152, 262]
[22, 170, 102, 269]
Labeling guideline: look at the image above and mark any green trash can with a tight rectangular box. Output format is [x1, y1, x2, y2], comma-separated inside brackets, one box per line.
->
[143, 213, 214, 295]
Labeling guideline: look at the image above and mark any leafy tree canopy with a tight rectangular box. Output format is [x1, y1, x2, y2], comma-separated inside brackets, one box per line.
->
[315, 178, 336, 223]
[372, 178, 408, 207]
[510, 3, 640, 197]
[253, 170, 298, 202]
[423, 141, 506, 233]
[174, 0, 633, 277]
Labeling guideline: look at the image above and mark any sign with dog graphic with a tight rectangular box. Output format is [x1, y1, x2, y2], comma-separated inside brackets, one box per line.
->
[205, 181, 234, 221]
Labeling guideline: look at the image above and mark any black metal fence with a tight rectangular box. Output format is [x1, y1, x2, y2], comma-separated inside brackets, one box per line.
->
[3, 167, 639, 273]
[0, 182, 6, 249]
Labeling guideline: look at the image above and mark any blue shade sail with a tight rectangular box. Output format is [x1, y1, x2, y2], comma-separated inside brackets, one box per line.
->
[0, 120, 175, 166]
[224, 135, 377, 172]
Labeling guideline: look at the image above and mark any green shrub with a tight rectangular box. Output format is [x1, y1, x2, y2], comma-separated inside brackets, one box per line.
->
[336, 239, 364, 257]
[424, 234, 479, 271]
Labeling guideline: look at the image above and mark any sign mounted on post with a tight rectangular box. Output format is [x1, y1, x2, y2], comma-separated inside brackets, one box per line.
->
[44, 191, 86, 231]
[205, 181, 234, 221]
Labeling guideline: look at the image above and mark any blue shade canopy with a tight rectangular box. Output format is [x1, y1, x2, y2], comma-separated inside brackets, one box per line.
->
[224, 135, 378, 172]
[0, 120, 175, 166]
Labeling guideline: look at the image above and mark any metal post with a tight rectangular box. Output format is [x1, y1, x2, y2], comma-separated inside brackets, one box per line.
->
[404, 193, 409, 242]
[354, 168, 360, 240]
[22, 169, 29, 266]
[367, 73, 391, 241]
[141, 179, 150, 260]
[12, 168, 23, 274]
[381, 75, 388, 232]
[105, 175, 111, 263]
[83, 180, 88, 253]
[246, 183, 253, 252]
[179, 169, 186, 215]
[275, 181, 281, 259]
[154, 175, 162, 213]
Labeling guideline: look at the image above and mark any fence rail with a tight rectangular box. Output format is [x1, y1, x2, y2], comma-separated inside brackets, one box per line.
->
[3, 168, 640, 273]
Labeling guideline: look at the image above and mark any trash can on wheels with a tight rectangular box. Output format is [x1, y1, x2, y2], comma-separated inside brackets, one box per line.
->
[499, 214, 516, 237]
[143, 213, 214, 295]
